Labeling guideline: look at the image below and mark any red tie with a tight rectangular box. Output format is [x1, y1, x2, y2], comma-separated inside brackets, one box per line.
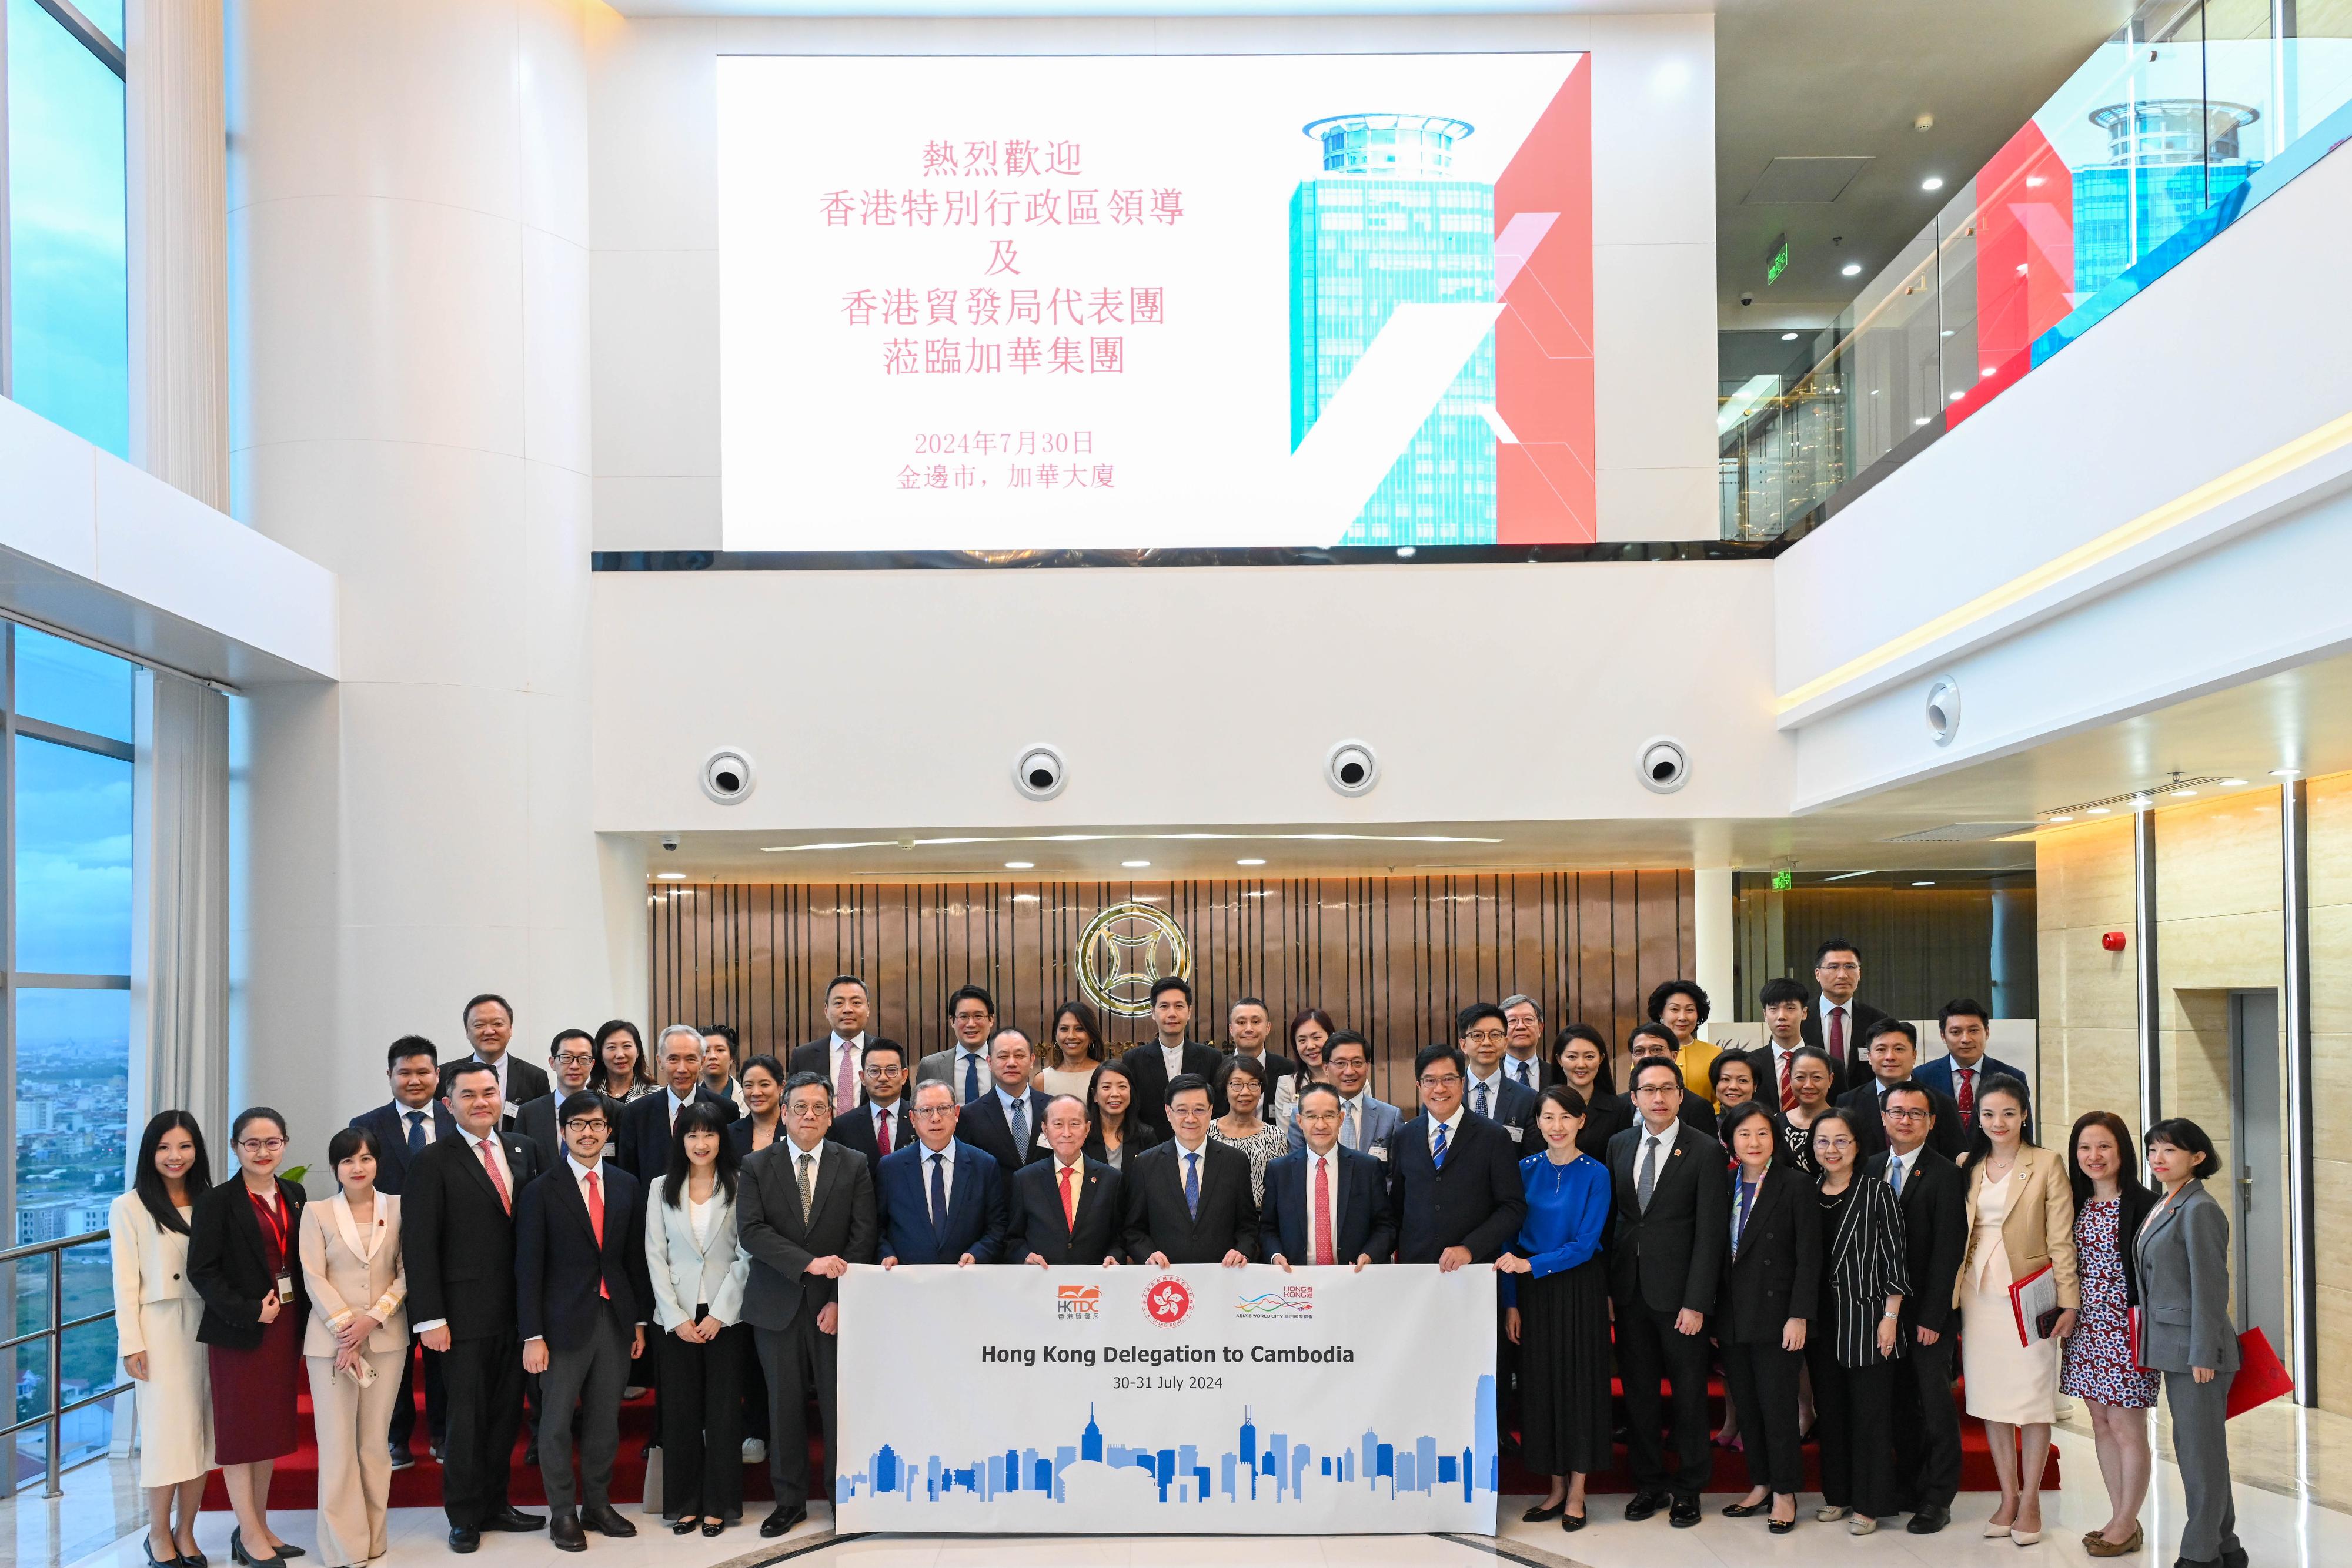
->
[583, 1168, 609, 1298]
[1779, 1052, 1796, 1112]
[1956, 1066, 1975, 1126]
[477, 1138, 511, 1215]
[1313, 1156, 1335, 1266]
[875, 1107, 892, 1156]
[1828, 1006, 1845, 1064]
[1059, 1163, 1078, 1230]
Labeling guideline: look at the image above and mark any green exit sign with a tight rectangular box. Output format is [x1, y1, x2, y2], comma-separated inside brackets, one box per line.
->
[1766, 233, 1790, 286]
[1771, 869, 1795, 890]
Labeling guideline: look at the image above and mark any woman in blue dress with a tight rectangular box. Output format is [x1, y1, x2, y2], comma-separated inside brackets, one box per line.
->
[1495, 1084, 1613, 1533]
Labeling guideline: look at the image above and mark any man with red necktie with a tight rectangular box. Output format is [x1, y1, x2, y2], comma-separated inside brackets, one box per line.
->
[1006, 1095, 1125, 1266]
[826, 1039, 915, 1176]
[1913, 998, 2034, 1141]
[1262, 1084, 1395, 1271]
[1800, 938, 1889, 1077]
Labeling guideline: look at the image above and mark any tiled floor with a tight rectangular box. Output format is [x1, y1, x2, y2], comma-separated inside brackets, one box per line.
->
[14, 1413, 2352, 1568]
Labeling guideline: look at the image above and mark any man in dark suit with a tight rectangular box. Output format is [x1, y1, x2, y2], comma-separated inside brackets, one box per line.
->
[1839, 1019, 1966, 1160]
[957, 1027, 1054, 1175]
[1122, 1074, 1258, 1265]
[1007, 1094, 1125, 1266]
[616, 1022, 739, 1181]
[1799, 938, 1889, 1078]
[403, 1061, 546, 1552]
[1608, 1056, 1731, 1530]
[1385, 1044, 1525, 1268]
[1746, 977, 1849, 1110]
[1865, 1081, 1970, 1535]
[738, 1070, 877, 1537]
[1914, 998, 2033, 1140]
[827, 1038, 914, 1174]
[1629, 1025, 1719, 1141]
[1118, 977, 1223, 1139]
[1224, 995, 1295, 1101]
[788, 973, 874, 1112]
[437, 993, 551, 1116]
[875, 1080, 1010, 1266]
[516, 1098, 650, 1551]
[515, 1029, 617, 1171]
[1262, 1084, 1395, 1268]
[351, 1036, 455, 1467]
[1500, 995, 1560, 1092]
[1457, 1003, 1539, 1143]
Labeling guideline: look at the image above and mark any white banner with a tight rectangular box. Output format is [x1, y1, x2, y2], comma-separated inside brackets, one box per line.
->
[834, 1263, 1497, 1534]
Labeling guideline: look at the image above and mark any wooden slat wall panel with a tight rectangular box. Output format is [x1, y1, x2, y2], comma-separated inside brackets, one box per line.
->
[647, 873, 1695, 1089]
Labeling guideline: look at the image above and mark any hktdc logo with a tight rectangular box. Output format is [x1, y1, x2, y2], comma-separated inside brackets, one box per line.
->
[1143, 1275, 1194, 1327]
[1055, 1284, 1101, 1321]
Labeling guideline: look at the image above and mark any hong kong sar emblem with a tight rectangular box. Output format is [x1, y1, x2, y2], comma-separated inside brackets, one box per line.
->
[1142, 1275, 1194, 1327]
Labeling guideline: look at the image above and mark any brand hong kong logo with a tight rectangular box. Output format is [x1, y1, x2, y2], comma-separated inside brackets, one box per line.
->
[1055, 1284, 1101, 1321]
[1142, 1275, 1194, 1327]
[1234, 1285, 1315, 1319]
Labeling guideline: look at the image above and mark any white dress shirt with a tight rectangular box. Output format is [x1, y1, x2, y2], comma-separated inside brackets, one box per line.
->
[1160, 1041, 1186, 1081]
[412, 1129, 515, 1335]
[867, 1098, 901, 1152]
[1820, 1001, 1855, 1056]
[1464, 1066, 1507, 1119]
[1884, 1144, 1922, 1192]
[664, 1087, 694, 1131]
[1427, 1105, 1465, 1157]
[921, 1144, 957, 1223]
[1504, 1054, 1542, 1089]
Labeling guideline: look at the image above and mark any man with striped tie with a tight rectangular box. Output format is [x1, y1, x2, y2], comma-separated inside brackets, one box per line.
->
[1384, 1043, 1523, 1268]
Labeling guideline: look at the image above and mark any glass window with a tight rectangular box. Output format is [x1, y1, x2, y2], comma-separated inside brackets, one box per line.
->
[17, 628, 135, 743]
[75, 0, 124, 47]
[12, 989, 129, 1239]
[15, 735, 133, 975]
[4, 0, 131, 457]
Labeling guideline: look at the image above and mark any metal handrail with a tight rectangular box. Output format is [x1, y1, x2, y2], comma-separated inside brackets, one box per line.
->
[0, 1226, 129, 1499]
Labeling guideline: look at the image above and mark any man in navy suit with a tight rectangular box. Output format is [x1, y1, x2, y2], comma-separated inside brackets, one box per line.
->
[876, 1080, 1010, 1266]
[957, 1027, 1054, 1175]
[1123, 1074, 1258, 1265]
[516, 1097, 650, 1552]
[827, 1038, 915, 1174]
[1913, 998, 2032, 1140]
[1457, 1003, 1539, 1143]
[1263, 1084, 1395, 1269]
[616, 1022, 739, 1181]
[1007, 1095, 1125, 1266]
[350, 1036, 454, 1467]
[1385, 1044, 1525, 1268]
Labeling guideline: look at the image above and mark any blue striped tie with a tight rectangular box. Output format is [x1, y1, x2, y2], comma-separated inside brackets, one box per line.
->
[1432, 1121, 1449, 1171]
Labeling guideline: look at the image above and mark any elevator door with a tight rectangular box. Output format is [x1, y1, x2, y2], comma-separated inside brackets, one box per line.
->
[2230, 988, 2286, 1356]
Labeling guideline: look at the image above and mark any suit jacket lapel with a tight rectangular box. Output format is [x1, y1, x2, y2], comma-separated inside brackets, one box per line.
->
[447, 1131, 505, 1211]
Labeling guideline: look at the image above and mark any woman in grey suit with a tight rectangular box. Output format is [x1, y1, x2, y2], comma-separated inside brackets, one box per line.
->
[644, 1101, 752, 1536]
[2135, 1119, 2244, 1568]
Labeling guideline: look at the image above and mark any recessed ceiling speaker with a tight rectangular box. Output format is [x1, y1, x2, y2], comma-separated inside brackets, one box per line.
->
[701, 747, 755, 804]
[1325, 740, 1379, 797]
[1925, 677, 1962, 745]
[1014, 743, 1067, 801]
[1638, 737, 1690, 793]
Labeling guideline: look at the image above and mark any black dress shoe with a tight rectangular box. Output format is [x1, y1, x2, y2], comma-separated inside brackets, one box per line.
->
[479, 1508, 546, 1533]
[1670, 1496, 1703, 1528]
[1722, 1498, 1769, 1518]
[1561, 1509, 1587, 1533]
[760, 1505, 807, 1538]
[1623, 1488, 1671, 1522]
[1769, 1516, 1797, 1535]
[145, 1534, 185, 1568]
[701, 1520, 724, 1539]
[2221, 1549, 2250, 1568]
[389, 1446, 416, 1472]
[446, 1530, 479, 1555]
[580, 1506, 636, 1539]
[230, 1528, 281, 1567]
[1522, 1499, 1566, 1522]
[550, 1515, 587, 1554]
[672, 1519, 698, 1536]
[1907, 1504, 1950, 1534]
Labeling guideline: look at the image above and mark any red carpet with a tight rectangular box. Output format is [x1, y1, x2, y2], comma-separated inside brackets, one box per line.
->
[206, 1367, 2050, 1509]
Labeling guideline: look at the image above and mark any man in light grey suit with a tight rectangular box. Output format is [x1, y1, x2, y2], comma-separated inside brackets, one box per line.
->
[737, 1071, 877, 1538]
[2134, 1121, 2244, 1568]
[1287, 1031, 1400, 1155]
[914, 984, 997, 1105]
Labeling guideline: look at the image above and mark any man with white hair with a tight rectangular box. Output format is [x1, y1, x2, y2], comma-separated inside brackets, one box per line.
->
[616, 1022, 739, 1180]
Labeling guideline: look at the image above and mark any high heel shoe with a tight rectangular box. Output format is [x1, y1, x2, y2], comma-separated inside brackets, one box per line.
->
[145, 1534, 185, 1568]
[1522, 1499, 1566, 1522]
[229, 1529, 282, 1568]
[1984, 1519, 2017, 1539]
[2010, 1526, 2043, 1546]
[182, 1550, 208, 1567]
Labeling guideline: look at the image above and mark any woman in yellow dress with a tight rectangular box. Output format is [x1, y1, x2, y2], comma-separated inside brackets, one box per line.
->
[1647, 980, 1719, 1105]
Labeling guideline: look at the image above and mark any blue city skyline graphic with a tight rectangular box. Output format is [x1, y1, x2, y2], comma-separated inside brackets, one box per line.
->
[839, 1373, 1496, 1510]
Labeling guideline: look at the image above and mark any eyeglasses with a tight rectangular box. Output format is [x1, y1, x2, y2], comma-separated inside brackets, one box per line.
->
[1815, 1136, 1856, 1152]
[555, 1052, 594, 1067]
[912, 1105, 956, 1118]
[1816, 962, 1860, 974]
[1417, 1073, 1462, 1088]
[1884, 1107, 1930, 1122]
[564, 1121, 610, 1133]
[864, 1063, 906, 1076]
[1633, 1082, 1678, 1096]
[238, 1138, 287, 1152]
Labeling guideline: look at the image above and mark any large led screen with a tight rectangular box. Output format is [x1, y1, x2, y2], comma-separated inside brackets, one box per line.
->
[717, 54, 1593, 551]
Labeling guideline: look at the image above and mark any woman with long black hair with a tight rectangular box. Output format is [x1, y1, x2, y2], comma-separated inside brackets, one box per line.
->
[111, 1111, 216, 1567]
[1082, 1059, 1158, 1171]
[644, 1101, 752, 1536]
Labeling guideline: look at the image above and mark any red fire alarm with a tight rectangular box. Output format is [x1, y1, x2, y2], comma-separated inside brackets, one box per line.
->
[2102, 931, 2128, 952]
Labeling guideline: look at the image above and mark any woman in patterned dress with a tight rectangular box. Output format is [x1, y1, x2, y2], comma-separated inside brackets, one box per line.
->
[1207, 1055, 1288, 1204]
[2062, 1111, 2162, 1558]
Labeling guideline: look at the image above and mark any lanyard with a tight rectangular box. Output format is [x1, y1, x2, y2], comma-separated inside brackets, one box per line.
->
[248, 1186, 289, 1261]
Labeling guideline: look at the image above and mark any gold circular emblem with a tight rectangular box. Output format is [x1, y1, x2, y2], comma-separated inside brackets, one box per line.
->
[1075, 901, 1191, 1019]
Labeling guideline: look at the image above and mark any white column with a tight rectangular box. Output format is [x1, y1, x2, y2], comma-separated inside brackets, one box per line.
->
[1693, 867, 1737, 1037]
[228, 0, 610, 1171]
[125, 0, 230, 508]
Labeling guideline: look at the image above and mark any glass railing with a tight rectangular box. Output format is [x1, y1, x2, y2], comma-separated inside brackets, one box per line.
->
[1721, 0, 2352, 543]
[0, 1228, 125, 1499]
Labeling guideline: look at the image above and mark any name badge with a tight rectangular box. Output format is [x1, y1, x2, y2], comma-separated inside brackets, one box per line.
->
[1505, 1125, 1524, 1144]
[1370, 1145, 1389, 1162]
[276, 1272, 296, 1301]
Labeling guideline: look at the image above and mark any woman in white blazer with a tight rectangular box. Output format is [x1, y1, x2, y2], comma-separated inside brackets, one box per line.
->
[111, 1112, 218, 1568]
[644, 1101, 751, 1536]
[296, 1126, 409, 1568]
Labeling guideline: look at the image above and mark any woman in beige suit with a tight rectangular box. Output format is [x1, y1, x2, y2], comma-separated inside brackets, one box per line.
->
[298, 1126, 409, 1568]
[112, 1111, 218, 1568]
[1956, 1075, 2079, 1546]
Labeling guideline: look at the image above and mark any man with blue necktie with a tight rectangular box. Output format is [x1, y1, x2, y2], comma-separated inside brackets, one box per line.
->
[1458, 1003, 1538, 1142]
[915, 984, 997, 1106]
[1121, 1075, 1256, 1266]
[875, 1080, 1009, 1266]
[1384, 1043, 1523, 1269]
[350, 1036, 455, 1467]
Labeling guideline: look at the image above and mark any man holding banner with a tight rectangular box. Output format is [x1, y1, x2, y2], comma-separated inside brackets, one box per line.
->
[1122, 1075, 1258, 1266]
[1264, 1084, 1394, 1271]
[1008, 1096, 1126, 1267]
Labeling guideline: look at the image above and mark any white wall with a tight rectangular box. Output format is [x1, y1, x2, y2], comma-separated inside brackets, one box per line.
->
[586, 10, 1718, 550]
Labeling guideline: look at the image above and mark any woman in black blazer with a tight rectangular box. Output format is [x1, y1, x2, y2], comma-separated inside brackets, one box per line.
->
[1551, 1025, 1626, 1158]
[726, 1055, 786, 1161]
[1804, 1108, 1910, 1535]
[1081, 1061, 1161, 1171]
[1713, 1101, 1818, 1533]
[186, 1107, 309, 1567]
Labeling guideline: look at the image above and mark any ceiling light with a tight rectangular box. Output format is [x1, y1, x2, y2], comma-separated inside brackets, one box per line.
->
[1921, 175, 1945, 191]
[1912, 880, 1936, 886]
[1841, 261, 1863, 276]
[1780, 331, 1799, 341]
[2016, 262, 2029, 274]
[1122, 860, 1151, 868]
[2129, 794, 2156, 809]
[2171, 788, 2199, 797]
[1950, 390, 1966, 402]
[2219, 778, 2248, 787]
[1237, 858, 1266, 866]
[2088, 806, 2113, 815]
[1980, 366, 1996, 377]
[2048, 815, 2074, 823]
[1940, 329, 1955, 337]
[1005, 860, 1033, 869]
[655, 872, 686, 881]
[1821, 870, 1876, 882]
[1011, 892, 1038, 902]
[2271, 767, 2301, 777]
